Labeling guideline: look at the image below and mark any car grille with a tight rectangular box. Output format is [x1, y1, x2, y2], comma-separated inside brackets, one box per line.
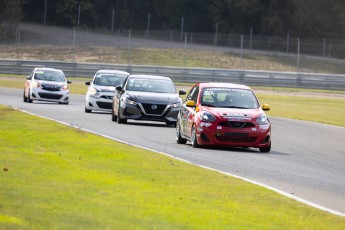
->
[215, 132, 257, 143]
[41, 84, 61, 91]
[141, 103, 167, 115]
[218, 121, 255, 128]
[96, 102, 112, 109]
[38, 93, 63, 100]
[100, 95, 113, 100]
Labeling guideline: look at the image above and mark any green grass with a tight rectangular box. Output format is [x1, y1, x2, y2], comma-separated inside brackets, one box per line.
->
[2, 45, 345, 73]
[1, 105, 344, 229]
[252, 86, 345, 95]
[257, 94, 345, 127]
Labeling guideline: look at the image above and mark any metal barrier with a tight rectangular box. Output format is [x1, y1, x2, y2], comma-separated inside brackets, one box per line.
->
[1, 59, 345, 90]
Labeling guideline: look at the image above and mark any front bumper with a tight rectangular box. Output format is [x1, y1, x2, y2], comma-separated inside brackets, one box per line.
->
[31, 87, 69, 103]
[85, 93, 114, 112]
[119, 102, 180, 122]
[195, 121, 271, 148]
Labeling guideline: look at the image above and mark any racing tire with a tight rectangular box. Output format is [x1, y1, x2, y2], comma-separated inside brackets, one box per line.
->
[176, 121, 187, 144]
[85, 107, 92, 113]
[191, 125, 200, 148]
[117, 108, 127, 124]
[27, 90, 33, 103]
[111, 108, 117, 121]
[23, 91, 28, 102]
[259, 143, 271, 153]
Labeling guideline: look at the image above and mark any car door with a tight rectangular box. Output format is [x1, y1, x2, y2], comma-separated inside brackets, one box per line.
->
[180, 85, 199, 139]
[186, 86, 199, 139]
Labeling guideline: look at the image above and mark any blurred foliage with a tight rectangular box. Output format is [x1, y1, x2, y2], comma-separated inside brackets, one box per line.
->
[0, 0, 345, 38]
[0, 0, 22, 26]
[0, 0, 22, 41]
[3, 0, 345, 38]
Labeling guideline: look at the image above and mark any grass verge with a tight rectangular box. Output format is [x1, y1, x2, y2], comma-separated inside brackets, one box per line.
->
[1, 105, 344, 229]
[2, 45, 345, 73]
[257, 94, 345, 127]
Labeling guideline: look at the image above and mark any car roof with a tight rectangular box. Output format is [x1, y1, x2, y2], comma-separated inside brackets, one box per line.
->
[197, 82, 252, 90]
[128, 74, 172, 80]
[95, 69, 130, 75]
[34, 67, 63, 72]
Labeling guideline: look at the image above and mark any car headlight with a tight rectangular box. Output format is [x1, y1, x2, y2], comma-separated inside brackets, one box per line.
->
[89, 87, 99, 95]
[200, 111, 216, 122]
[171, 102, 181, 108]
[33, 81, 40, 88]
[256, 113, 269, 125]
[123, 97, 137, 105]
[62, 84, 69, 90]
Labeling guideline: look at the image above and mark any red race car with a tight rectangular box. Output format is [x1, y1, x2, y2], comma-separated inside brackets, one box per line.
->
[176, 82, 271, 152]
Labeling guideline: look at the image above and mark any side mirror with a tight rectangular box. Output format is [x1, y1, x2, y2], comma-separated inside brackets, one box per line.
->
[26, 76, 31, 80]
[85, 81, 91, 86]
[67, 80, 72, 84]
[115, 86, 123, 91]
[262, 104, 270, 111]
[179, 89, 186, 95]
[185, 100, 195, 107]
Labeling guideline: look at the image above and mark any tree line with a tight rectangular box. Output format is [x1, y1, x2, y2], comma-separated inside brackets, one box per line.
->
[2, 0, 345, 38]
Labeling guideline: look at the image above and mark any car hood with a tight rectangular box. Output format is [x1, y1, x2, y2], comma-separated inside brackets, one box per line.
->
[126, 91, 181, 104]
[93, 85, 116, 92]
[201, 107, 263, 120]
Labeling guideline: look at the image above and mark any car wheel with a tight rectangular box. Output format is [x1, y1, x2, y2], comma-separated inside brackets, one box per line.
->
[85, 107, 92, 113]
[176, 121, 187, 144]
[191, 125, 199, 148]
[27, 90, 33, 103]
[259, 143, 271, 153]
[117, 108, 127, 124]
[23, 90, 28, 102]
[111, 107, 117, 121]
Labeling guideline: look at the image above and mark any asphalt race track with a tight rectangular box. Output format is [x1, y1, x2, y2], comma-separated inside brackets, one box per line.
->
[1, 87, 345, 215]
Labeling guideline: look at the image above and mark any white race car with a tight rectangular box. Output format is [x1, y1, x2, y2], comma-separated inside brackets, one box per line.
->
[85, 70, 130, 113]
[23, 67, 71, 104]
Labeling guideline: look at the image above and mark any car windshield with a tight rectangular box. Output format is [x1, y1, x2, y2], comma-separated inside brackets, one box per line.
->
[126, 77, 176, 93]
[34, 70, 65, 82]
[200, 87, 259, 109]
[93, 73, 128, 87]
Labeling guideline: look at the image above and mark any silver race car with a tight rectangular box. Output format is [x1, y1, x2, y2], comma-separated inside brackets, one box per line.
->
[85, 70, 130, 113]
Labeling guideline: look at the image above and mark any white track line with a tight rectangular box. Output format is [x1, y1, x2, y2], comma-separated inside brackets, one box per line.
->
[15, 107, 345, 217]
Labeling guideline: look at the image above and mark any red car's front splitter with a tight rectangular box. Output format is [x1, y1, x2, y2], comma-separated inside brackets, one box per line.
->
[196, 126, 271, 148]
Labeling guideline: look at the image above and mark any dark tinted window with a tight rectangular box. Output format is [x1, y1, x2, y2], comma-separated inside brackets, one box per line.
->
[126, 77, 176, 93]
[93, 73, 127, 86]
[186, 86, 199, 103]
[34, 70, 65, 82]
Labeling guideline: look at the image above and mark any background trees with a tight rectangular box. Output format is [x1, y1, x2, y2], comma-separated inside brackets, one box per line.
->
[0, 0, 22, 41]
[0, 0, 22, 26]
[3, 0, 345, 38]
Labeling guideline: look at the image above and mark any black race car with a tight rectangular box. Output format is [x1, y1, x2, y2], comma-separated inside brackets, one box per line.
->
[111, 75, 186, 126]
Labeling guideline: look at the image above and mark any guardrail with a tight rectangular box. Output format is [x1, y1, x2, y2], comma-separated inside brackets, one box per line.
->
[1, 59, 345, 90]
